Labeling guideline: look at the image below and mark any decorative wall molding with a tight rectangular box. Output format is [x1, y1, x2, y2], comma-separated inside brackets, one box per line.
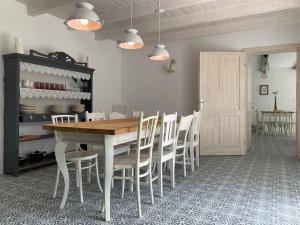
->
[20, 62, 91, 80]
[20, 88, 91, 100]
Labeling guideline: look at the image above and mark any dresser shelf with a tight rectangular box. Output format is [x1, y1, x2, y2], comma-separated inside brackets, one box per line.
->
[3, 53, 94, 176]
[20, 88, 91, 100]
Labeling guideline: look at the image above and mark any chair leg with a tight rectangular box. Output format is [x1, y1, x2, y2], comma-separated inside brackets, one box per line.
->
[158, 162, 163, 197]
[190, 145, 195, 172]
[77, 161, 84, 203]
[183, 153, 187, 178]
[195, 144, 200, 167]
[87, 161, 92, 183]
[130, 168, 134, 192]
[53, 167, 60, 198]
[149, 166, 154, 205]
[95, 157, 103, 192]
[121, 169, 125, 199]
[76, 164, 79, 188]
[136, 173, 142, 218]
[170, 157, 175, 189]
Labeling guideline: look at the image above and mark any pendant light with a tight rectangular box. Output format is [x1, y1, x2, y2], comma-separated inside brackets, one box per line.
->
[149, 0, 170, 61]
[118, 0, 144, 49]
[66, 2, 102, 31]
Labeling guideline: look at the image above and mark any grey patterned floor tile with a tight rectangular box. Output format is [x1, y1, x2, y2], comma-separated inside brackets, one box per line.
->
[1, 135, 300, 225]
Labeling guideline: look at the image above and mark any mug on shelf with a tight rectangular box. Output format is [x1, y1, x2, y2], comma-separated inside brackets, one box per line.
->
[34, 82, 41, 89]
[21, 79, 30, 88]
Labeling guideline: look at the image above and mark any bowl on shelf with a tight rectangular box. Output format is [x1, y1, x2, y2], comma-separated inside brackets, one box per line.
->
[48, 105, 63, 114]
[19, 157, 26, 166]
[27, 151, 46, 162]
[71, 104, 85, 113]
[20, 104, 36, 114]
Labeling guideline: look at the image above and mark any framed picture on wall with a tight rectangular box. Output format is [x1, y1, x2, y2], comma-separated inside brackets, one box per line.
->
[260, 85, 268, 95]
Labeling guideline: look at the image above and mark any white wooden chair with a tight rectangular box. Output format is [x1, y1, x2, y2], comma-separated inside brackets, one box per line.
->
[85, 111, 106, 121]
[186, 110, 201, 172]
[152, 112, 177, 197]
[132, 110, 143, 118]
[108, 112, 126, 120]
[175, 115, 194, 177]
[52, 115, 102, 204]
[113, 112, 159, 218]
[112, 104, 128, 116]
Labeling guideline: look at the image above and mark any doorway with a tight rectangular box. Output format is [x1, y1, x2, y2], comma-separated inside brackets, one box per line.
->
[244, 44, 300, 158]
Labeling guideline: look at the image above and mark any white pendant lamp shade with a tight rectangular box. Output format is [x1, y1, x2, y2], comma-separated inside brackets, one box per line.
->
[118, 0, 144, 49]
[149, 44, 169, 60]
[149, 1, 170, 61]
[118, 29, 144, 49]
[66, 2, 102, 31]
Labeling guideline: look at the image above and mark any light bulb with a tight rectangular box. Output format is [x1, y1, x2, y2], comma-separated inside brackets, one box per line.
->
[79, 19, 89, 26]
[128, 42, 134, 46]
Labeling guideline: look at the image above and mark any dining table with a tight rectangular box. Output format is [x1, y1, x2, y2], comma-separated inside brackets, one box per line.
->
[43, 118, 142, 222]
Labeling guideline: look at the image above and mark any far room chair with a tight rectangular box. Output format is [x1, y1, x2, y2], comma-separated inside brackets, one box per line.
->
[255, 110, 264, 135]
[113, 112, 159, 218]
[52, 115, 102, 205]
[175, 114, 194, 177]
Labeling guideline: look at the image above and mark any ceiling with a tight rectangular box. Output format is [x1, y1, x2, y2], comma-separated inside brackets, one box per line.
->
[268, 52, 297, 68]
[17, 0, 300, 43]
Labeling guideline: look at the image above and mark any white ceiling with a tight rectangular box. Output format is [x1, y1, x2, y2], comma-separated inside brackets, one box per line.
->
[268, 52, 297, 68]
[17, 0, 300, 43]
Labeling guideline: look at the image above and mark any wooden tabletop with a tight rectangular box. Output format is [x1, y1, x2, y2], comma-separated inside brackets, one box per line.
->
[43, 118, 140, 135]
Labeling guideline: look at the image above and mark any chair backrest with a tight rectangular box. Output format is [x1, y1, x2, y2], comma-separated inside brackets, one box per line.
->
[158, 112, 177, 157]
[136, 112, 159, 170]
[51, 115, 78, 142]
[51, 114, 78, 124]
[176, 114, 194, 146]
[192, 110, 201, 136]
[85, 111, 106, 121]
[132, 110, 143, 118]
[108, 111, 126, 120]
[112, 104, 128, 116]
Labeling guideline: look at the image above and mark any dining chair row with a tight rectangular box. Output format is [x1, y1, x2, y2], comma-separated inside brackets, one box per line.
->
[84, 110, 144, 120]
[256, 110, 296, 136]
[112, 111, 201, 217]
[51, 110, 201, 218]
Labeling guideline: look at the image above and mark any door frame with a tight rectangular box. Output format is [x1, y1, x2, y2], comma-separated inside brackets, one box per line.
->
[243, 43, 300, 159]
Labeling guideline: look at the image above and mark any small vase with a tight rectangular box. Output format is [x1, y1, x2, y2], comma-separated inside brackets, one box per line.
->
[273, 96, 278, 112]
[15, 37, 24, 54]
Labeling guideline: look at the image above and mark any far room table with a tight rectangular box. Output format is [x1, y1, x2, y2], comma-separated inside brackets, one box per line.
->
[43, 118, 141, 222]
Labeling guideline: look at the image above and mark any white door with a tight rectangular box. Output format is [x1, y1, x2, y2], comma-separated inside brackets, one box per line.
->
[199, 52, 247, 155]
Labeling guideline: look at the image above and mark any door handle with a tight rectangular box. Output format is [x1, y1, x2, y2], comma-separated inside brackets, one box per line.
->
[199, 99, 208, 110]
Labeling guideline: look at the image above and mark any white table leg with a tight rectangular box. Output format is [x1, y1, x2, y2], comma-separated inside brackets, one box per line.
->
[55, 141, 69, 209]
[102, 135, 114, 222]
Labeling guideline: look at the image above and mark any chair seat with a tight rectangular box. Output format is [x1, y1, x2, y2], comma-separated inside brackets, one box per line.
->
[114, 154, 150, 169]
[66, 150, 98, 161]
[152, 147, 173, 157]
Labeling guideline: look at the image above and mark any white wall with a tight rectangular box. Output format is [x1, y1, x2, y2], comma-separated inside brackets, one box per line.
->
[121, 23, 300, 116]
[0, 0, 122, 174]
[251, 54, 296, 125]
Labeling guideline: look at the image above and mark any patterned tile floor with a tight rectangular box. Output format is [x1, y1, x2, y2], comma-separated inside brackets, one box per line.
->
[1, 135, 300, 225]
